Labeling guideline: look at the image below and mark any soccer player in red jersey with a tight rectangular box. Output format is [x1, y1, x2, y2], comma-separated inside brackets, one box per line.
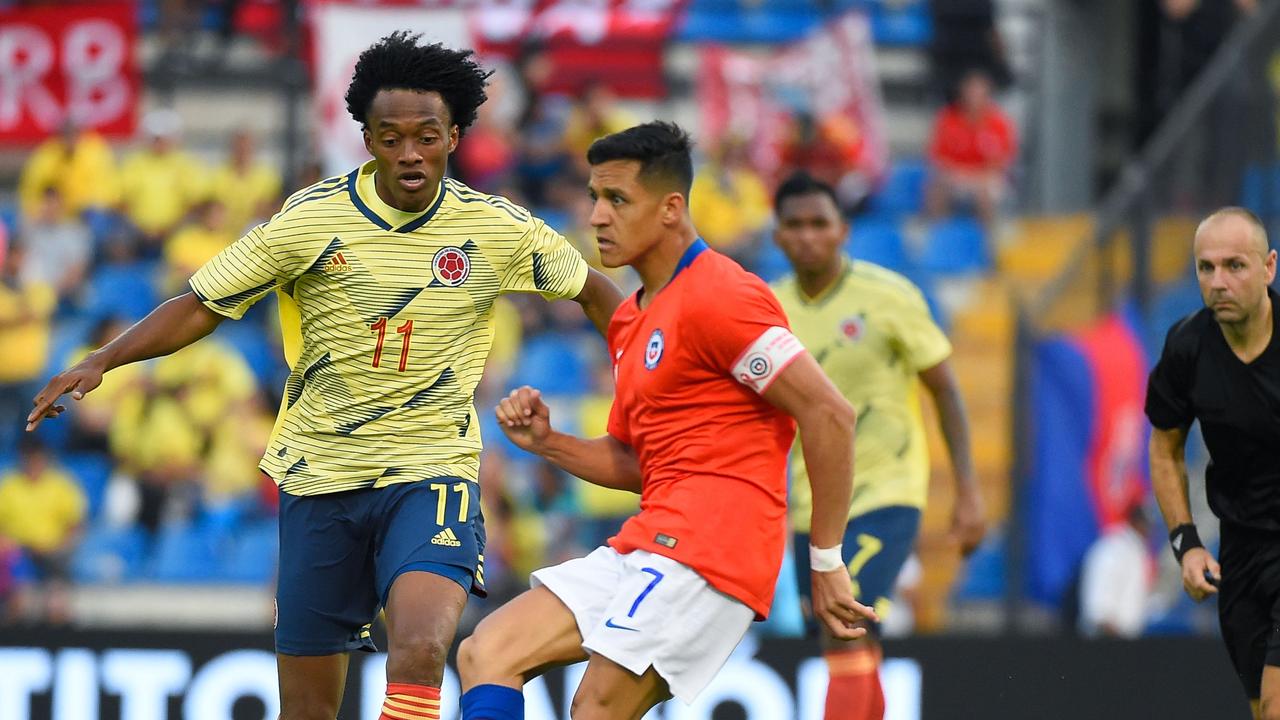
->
[456, 121, 875, 719]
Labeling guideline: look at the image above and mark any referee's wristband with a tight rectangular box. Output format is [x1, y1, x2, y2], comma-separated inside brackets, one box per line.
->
[1169, 523, 1204, 564]
[809, 544, 845, 573]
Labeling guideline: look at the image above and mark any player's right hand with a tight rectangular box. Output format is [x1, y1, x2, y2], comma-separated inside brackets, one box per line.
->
[25, 356, 107, 432]
[495, 385, 552, 453]
[811, 568, 879, 641]
[1180, 547, 1221, 602]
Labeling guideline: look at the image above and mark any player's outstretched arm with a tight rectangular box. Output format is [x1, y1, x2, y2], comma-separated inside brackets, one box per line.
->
[761, 352, 877, 640]
[496, 386, 642, 492]
[919, 359, 986, 556]
[26, 292, 224, 431]
[572, 268, 625, 337]
[1150, 425, 1220, 601]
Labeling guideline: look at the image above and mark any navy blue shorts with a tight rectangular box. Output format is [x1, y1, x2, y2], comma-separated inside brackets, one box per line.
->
[793, 505, 921, 637]
[275, 478, 486, 656]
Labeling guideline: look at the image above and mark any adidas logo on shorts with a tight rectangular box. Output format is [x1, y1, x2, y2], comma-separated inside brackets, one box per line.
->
[431, 528, 462, 547]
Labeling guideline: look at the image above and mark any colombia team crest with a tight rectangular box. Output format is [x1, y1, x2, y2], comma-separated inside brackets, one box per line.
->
[432, 246, 471, 287]
[645, 329, 664, 370]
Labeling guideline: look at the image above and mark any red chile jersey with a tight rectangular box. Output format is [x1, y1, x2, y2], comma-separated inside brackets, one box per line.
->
[606, 239, 807, 618]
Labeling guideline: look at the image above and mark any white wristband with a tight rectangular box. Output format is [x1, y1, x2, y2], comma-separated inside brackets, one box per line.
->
[809, 544, 845, 573]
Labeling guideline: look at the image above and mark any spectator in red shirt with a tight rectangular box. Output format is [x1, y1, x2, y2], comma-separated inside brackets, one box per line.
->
[925, 69, 1017, 228]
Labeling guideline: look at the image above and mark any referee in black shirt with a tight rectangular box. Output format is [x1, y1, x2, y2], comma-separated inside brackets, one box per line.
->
[1147, 207, 1280, 719]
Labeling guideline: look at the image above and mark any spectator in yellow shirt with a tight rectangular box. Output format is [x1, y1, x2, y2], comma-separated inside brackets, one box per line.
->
[118, 110, 207, 250]
[18, 188, 92, 302]
[0, 436, 86, 624]
[18, 120, 119, 221]
[208, 129, 282, 233]
[563, 82, 635, 175]
[163, 199, 236, 295]
[0, 244, 56, 456]
[690, 135, 773, 259]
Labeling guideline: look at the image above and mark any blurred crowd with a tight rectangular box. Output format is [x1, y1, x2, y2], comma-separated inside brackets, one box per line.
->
[0, 22, 1020, 626]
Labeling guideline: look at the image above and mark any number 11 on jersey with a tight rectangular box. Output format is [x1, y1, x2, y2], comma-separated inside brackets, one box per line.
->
[371, 317, 414, 371]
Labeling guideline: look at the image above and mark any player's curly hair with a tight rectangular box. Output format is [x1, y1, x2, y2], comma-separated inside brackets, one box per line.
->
[345, 31, 492, 134]
[587, 121, 694, 195]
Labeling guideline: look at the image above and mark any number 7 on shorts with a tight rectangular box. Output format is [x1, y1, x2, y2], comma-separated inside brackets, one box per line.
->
[626, 567, 664, 619]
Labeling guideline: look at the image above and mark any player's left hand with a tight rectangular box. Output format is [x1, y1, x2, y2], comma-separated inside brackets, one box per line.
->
[810, 569, 878, 641]
[949, 488, 987, 557]
[495, 385, 553, 453]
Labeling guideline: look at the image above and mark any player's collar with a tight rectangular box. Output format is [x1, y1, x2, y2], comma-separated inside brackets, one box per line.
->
[670, 238, 709, 281]
[348, 161, 448, 233]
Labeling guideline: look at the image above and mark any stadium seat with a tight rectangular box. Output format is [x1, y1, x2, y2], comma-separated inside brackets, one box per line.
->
[920, 217, 990, 275]
[848, 215, 911, 271]
[0, 201, 19, 239]
[214, 320, 286, 388]
[900, 267, 950, 330]
[951, 531, 1006, 601]
[869, 159, 929, 216]
[220, 519, 278, 584]
[749, 242, 794, 283]
[62, 452, 112, 519]
[509, 335, 591, 396]
[869, 0, 933, 47]
[148, 521, 223, 583]
[85, 262, 159, 322]
[70, 524, 148, 583]
[1239, 164, 1280, 218]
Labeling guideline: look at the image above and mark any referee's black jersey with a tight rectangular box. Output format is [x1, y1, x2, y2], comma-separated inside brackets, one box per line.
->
[1145, 287, 1280, 531]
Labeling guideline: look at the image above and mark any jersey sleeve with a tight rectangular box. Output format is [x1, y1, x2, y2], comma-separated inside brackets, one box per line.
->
[888, 285, 952, 371]
[1145, 321, 1194, 429]
[606, 396, 632, 445]
[692, 277, 806, 394]
[500, 217, 590, 300]
[188, 220, 305, 320]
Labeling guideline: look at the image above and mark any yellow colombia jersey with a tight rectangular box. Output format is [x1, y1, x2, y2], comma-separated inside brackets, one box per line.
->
[190, 161, 589, 496]
[774, 259, 951, 529]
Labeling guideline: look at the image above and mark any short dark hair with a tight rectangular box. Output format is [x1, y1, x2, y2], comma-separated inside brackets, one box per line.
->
[345, 31, 492, 135]
[586, 121, 694, 196]
[774, 172, 840, 214]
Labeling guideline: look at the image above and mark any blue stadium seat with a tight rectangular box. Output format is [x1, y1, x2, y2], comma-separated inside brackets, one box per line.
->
[70, 524, 148, 583]
[951, 531, 1005, 601]
[869, 159, 929, 216]
[0, 201, 19, 239]
[82, 208, 127, 248]
[62, 452, 112, 519]
[676, 0, 825, 43]
[1240, 164, 1280, 217]
[214, 321, 286, 389]
[900, 267, 950, 331]
[920, 217, 990, 275]
[85, 263, 159, 322]
[749, 241, 793, 283]
[869, 0, 933, 46]
[848, 215, 910, 271]
[221, 519, 278, 584]
[148, 521, 223, 583]
[509, 335, 590, 396]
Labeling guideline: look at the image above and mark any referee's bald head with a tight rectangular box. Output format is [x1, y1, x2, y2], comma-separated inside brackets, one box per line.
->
[1194, 207, 1270, 257]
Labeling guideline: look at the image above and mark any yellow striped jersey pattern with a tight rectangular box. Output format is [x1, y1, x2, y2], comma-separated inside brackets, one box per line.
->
[190, 161, 589, 495]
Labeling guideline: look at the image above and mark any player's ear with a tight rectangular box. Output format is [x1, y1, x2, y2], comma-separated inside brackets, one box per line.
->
[362, 127, 373, 156]
[448, 125, 459, 154]
[1266, 249, 1277, 283]
[663, 192, 686, 227]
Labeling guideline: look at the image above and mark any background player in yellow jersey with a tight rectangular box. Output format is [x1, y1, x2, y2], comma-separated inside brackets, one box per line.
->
[26, 32, 622, 720]
[771, 172, 987, 720]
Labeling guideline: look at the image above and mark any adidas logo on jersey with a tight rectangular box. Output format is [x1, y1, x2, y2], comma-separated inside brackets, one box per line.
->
[431, 528, 462, 547]
[323, 252, 352, 273]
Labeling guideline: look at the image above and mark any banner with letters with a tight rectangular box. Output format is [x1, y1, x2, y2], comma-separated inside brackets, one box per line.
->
[0, 627, 1247, 719]
[0, 3, 139, 143]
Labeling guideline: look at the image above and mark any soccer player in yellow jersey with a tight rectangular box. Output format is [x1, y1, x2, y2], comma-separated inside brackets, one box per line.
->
[27, 33, 622, 720]
[771, 173, 987, 720]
